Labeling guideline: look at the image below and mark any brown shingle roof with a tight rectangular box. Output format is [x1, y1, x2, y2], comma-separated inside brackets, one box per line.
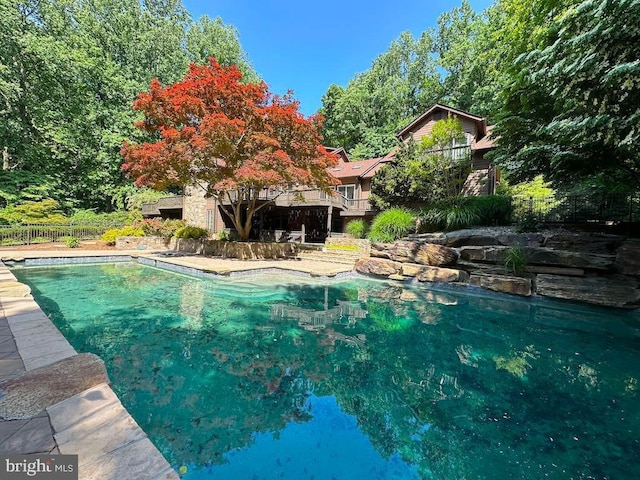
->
[328, 158, 382, 180]
[472, 125, 496, 150]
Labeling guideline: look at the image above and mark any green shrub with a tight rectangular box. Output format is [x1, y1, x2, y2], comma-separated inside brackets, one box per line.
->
[516, 212, 540, 233]
[417, 195, 513, 232]
[175, 225, 209, 239]
[217, 230, 230, 241]
[345, 219, 368, 239]
[0, 199, 68, 224]
[101, 226, 144, 245]
[62, 236, 80, 248]
[134, 218, 186, 238]
[418, 200, 479, 232]
[69, 209, 130, 225]
[368, 209, 416, 243]
[504, 244, 528, 275]
[464, 195, 514, 226]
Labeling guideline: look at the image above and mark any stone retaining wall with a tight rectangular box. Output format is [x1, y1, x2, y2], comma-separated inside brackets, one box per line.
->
[358, 229, 640, 309]
[173, 239, 297, 260]
[116, 237, 296, 260]
[116, 236, 175, 250]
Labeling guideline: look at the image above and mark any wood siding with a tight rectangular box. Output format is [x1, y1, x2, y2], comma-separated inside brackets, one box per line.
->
[402, 114, 478, 146]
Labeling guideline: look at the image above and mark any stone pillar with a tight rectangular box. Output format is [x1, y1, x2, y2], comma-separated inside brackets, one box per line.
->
[183, 185, 208, 228]
[327, 206, 333, 238]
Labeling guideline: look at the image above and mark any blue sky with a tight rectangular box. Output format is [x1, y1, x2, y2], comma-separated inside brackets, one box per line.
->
[182, 0, 494, 116]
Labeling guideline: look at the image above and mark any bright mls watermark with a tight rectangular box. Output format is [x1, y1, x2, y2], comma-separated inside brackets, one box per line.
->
[1, 455, 78, 480]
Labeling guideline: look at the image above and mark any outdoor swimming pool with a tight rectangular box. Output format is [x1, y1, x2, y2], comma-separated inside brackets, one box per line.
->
[12, 262, 640, 479]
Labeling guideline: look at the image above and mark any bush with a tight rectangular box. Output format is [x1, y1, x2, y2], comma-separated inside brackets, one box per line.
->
[0, 199, 68, 224]
[62, 236, 80, 248]
[368, 209, 416, 243]
[69, 209, 131, 225]
[464, 195, 513, 226]
[504, 244, 528, 275]
[516, 212, 540, 233]
[417, 195, 513, 232]
[345, 219, 368, 239]
[134, 218, 186, 238]
[101, 226, 144, 245]
[175, 225, 209, 239]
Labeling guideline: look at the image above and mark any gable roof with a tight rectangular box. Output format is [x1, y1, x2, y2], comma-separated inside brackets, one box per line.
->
[328, 157, 382, 180]
[396, 103, 487, 140]
[324, 146, 350, 163]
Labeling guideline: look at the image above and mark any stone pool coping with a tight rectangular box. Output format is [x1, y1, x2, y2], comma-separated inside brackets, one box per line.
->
[1, 249, 355, 277]
[0, 257, 179, 480]
[0, 249, 355, 479]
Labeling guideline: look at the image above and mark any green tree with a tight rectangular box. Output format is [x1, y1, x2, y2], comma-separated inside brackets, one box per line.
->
[186, 15, 258, 83]
[492, 0, 640, 190]
[0, 0, 257, 212]
[320, 31, 442, 159]
[370, 118, 471, 208]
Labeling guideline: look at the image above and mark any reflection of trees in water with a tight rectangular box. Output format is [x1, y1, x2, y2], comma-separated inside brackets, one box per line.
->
[22, 266, 640, 479]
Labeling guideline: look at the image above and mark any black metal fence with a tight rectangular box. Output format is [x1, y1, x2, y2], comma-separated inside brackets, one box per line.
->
[0, 223, 124, 246]
[512, 194, 640, 224]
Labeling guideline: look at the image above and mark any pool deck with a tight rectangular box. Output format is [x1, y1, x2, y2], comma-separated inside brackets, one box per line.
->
[0, 249, 355, 479]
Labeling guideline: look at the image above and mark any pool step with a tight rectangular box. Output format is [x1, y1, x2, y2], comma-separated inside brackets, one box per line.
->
[296, 250, 362, 265]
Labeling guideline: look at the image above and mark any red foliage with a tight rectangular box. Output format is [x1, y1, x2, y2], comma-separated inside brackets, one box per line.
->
[122, 59, 337, 217]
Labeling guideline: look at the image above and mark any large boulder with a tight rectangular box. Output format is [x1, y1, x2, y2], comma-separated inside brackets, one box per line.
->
[458, 246, 615, 271]
[401, 263, 468, 283]
[543, 232, 624, 254]
[536, 274, 640, 308]
[443, 229, 544, 248]
[614, 239, 640, 276]
[371, 240, 458, 266]
[470, 274, 532, 296]
[354, 258, 401, 277]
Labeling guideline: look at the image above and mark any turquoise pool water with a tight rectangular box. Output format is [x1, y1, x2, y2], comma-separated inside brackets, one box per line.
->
[13, 263, 640, 479]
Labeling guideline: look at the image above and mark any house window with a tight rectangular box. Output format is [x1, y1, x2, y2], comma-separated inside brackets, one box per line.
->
[337, 185, 355, 200]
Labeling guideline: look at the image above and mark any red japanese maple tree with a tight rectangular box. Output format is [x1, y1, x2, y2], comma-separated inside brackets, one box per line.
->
[121, 58, 338, 241]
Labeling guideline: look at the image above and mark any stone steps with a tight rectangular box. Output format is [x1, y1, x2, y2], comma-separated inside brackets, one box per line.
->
[296, 250, 362, 265]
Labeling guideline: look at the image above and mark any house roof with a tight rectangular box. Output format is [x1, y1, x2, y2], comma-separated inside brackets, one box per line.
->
[396, 103, 487, 140]
[328, 157, 382, 180]
[323, 146, 350, 163]
[472, 125, 496, 151]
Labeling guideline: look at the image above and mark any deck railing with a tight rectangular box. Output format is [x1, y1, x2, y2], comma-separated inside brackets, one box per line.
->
[0, 222, 124, 246]
[220, 188, 375, 213]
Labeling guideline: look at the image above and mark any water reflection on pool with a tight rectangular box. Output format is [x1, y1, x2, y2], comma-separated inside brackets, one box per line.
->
[13, 263, 640, 480]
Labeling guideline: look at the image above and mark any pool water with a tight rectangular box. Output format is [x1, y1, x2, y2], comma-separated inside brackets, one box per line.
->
[13, 263, 640, 479]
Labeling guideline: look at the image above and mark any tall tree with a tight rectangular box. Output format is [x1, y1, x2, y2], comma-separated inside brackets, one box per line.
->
[320, 31, 442, 159]
[0, 0, 257, 211]
[186, 15, 258, 83]
[492, 0, 640, 190]
[122, 59, 338, 241]
[435, 0, 482, 111]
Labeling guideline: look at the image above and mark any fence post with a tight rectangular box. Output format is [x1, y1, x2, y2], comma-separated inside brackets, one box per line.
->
[573, 196, 577, 223]
[528, 196, 534, 216]
[630, 195, 634, 223]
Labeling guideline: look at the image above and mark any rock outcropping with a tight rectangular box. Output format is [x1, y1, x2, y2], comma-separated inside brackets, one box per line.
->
[355, 229, 639, 308]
